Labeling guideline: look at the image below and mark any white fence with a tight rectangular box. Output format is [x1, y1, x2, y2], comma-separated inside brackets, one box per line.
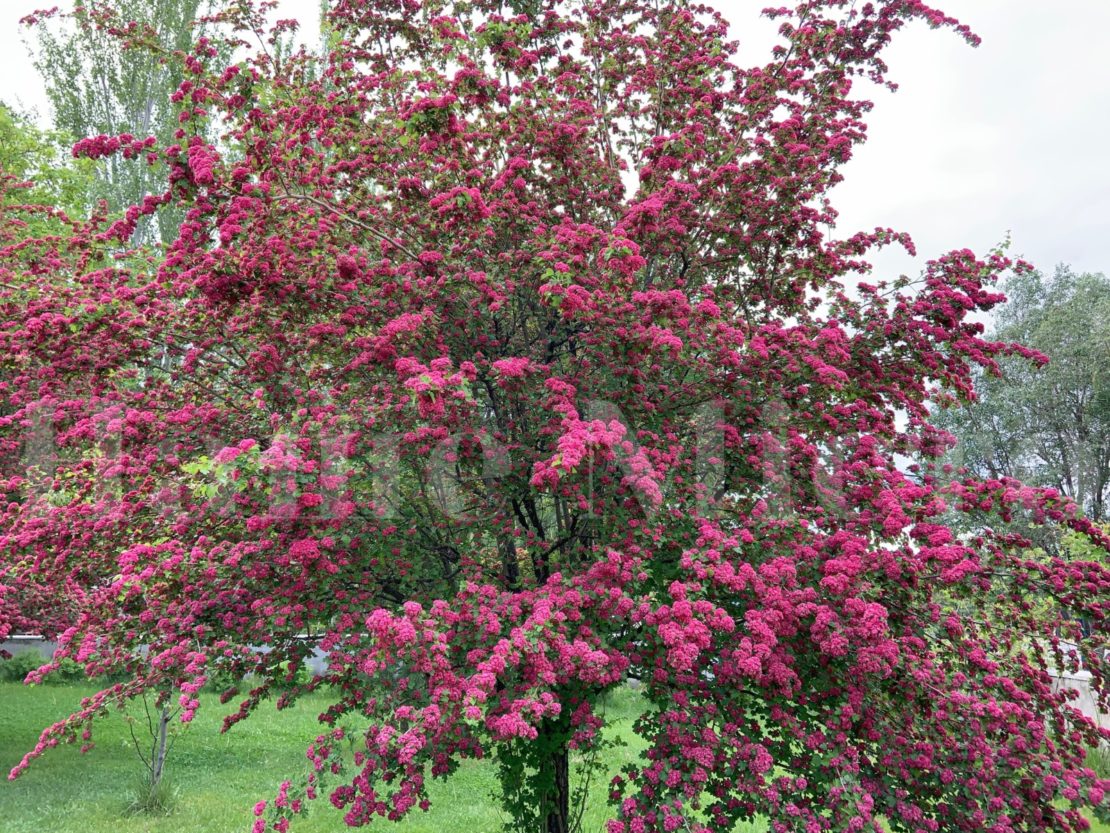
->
[1, 634, 329, 675]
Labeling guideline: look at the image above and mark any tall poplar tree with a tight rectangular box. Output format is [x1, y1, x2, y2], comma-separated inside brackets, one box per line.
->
[27, 0, 215, 245]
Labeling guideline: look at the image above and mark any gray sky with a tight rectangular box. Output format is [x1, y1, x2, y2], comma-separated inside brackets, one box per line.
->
[2, 0, 1108, 286]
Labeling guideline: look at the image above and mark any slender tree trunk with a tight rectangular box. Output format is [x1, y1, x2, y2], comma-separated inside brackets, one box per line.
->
[151, 706, 170, 790]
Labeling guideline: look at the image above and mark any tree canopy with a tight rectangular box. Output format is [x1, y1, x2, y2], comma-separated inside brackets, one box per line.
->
[1, 1, 1108, 832]
[937, 265, 1110, 527]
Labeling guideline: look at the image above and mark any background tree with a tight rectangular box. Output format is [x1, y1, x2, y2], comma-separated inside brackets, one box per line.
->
[25, 0, 216, 246]
[936, 266, 1110, 525]
[2, 2, 1108, 833]
[0, 102, 95, 240]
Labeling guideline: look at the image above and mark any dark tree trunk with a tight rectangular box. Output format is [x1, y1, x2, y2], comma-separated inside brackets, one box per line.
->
[541, 738, 570, 833]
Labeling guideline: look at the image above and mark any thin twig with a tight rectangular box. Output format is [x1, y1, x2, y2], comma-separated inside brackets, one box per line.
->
[126, 716, 154, 774]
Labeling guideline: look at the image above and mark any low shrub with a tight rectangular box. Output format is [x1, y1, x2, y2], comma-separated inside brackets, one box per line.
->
[0, 649, 95, 684]
[202, 664, 245, 694]
[270, 658, 311, 690]
[0, 649, 48, 682]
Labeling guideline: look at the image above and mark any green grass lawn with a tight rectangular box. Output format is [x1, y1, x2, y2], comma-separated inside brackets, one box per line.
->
[0, 682, 667, 833]
[0, 681, 1105, 833]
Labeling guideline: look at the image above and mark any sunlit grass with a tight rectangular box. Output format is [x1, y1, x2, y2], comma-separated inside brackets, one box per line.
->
[0, 682, 657, 833]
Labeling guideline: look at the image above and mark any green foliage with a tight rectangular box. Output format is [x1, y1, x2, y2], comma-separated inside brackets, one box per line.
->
[1060, 527, 1110, 564]
[494, 715, 572, 833]
[201, 664, 245, 694]
[0, 650, 48, 683]
[0, 103, 95, 235]
[51, 657, 89, 684]
[936, 265, 1110, 526]
[491, 688, 635, 833]
[269, 658, 312, 691]
[404, 102, 457, 138]
[0, 650, 87, 684]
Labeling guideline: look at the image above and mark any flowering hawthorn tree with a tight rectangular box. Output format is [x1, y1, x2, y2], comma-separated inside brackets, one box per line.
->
[2, 1, 1109, 832]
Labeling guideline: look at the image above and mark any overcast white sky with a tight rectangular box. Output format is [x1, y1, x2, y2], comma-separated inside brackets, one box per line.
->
[2, 0, 1108, 288]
